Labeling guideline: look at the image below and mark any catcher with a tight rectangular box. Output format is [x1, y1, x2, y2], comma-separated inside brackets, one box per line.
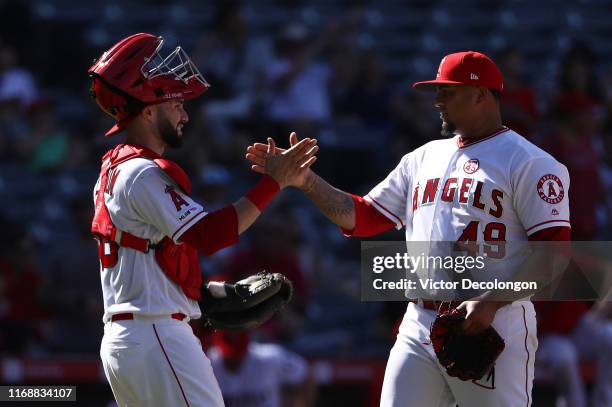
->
[89, 33, 314, 407]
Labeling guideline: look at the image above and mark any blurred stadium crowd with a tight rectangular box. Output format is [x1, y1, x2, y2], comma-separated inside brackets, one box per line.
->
[1, 0, 612, 405]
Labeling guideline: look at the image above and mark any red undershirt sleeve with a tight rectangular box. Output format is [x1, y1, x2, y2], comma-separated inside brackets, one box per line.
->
[528, 226, 571, 241]
[180, 205, 239, 256]
[341, 195, 397, 237]
[529, 226, 572, 266]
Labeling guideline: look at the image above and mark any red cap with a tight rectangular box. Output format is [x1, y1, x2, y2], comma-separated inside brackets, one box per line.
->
[212, 330, 250, 360]
[413, 51, 503, 91]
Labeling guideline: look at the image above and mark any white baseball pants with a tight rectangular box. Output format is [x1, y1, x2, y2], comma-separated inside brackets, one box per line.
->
[100, 315, 224, 407]
[380, 301, 538, 407]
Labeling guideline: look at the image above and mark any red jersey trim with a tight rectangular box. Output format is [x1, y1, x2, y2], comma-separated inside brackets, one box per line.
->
[365, 194, 405, 229]
[525, 220, 571, 234]
[456, 127, 510, 149]
[171, 208, 207, 242]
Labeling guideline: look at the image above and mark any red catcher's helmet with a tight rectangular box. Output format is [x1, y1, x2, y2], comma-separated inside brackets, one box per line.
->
[88, 33, 209, 137]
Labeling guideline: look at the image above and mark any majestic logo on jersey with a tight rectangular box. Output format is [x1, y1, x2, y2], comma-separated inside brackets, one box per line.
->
[165, 184, 189, 211]
[413, 177, 504, 218]
[463, 159, 479, 174]
[537, 174, 564, 204]
[552, 208, 559, 216]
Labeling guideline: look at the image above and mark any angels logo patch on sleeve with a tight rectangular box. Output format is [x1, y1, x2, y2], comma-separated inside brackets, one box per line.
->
[536, 174, 564, 204]
[513, 157, 570, 236]
[165, 184, 189, 211]
[118, 164, 207, 243]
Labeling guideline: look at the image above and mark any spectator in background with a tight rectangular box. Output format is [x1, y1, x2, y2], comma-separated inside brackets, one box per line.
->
[556, 41, 603, 104]
[208, 330, 316, 407]
[0, 216, 48, 356]
[535, 300, 612, 407]
[194, 1, 272, 101]
[543, 41, 609, 240]
[195, 165, 235, 211]
[599, 119, 612, 238]
[327, 6, 373, 121]
[195, 1, 274, 141]
[541, 95, 606, 240]
[264, 21, 335, 136]
[535, 301, 590, 407]
[0, 41, 37, 108]
[336, 49, 391, 131]
[602, 64, 612, 115]
[328, 36, 361, 119]
[0, 2, 34, 53]
[15, 99, 69, 173]
[41, 200, 102, 355]
[496, 47, 539, 140]
[0, 41, 37, 159]
[389, 90, 438, 159]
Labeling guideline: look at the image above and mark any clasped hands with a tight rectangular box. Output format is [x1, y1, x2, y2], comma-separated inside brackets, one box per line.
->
[245, 132, 317, 189]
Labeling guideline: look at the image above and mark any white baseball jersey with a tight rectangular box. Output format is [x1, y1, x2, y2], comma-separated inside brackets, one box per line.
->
[209, 343, 308, 407]
[367, 127, 570, 293]
[93, 157, 207, 322]
[374, 127, 570, 407]
[366, 127, 570, 242]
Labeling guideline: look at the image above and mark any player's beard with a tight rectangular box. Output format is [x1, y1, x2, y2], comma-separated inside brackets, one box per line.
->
[440, 120, 456, 138]
[158, 117, 183, 148]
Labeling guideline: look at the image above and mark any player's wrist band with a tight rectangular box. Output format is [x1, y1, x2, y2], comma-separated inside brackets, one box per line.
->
[245, 175, 281, 211]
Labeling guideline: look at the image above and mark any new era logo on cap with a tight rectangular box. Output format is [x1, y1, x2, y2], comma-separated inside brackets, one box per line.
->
[413, 51, 503, 91]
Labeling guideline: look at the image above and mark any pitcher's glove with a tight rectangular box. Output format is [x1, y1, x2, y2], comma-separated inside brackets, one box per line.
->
[430, 307, 505, 381]
[200, 271, 293, 330]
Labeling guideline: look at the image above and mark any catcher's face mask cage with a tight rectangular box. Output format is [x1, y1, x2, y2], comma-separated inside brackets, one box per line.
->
[141, 39, 209, 88]
[89, 33, 210, 136]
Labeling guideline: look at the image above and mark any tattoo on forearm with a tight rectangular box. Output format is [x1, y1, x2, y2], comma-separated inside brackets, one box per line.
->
[303, 174, 354, 226]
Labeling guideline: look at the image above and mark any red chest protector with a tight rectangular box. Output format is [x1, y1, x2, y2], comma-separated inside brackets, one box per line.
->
[91, 144, 202, 301]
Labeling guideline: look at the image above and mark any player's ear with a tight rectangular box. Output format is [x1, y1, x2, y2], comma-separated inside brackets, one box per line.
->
[141, 105, 156, 123]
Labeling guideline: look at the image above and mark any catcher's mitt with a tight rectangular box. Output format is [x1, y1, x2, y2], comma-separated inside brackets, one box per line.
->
[430, 307, 505, 381]
[200, 271, 292, 330]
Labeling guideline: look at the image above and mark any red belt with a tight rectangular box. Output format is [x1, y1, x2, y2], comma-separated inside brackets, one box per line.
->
[413, 300, 463, 312]
[111, 312, 187, 322]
